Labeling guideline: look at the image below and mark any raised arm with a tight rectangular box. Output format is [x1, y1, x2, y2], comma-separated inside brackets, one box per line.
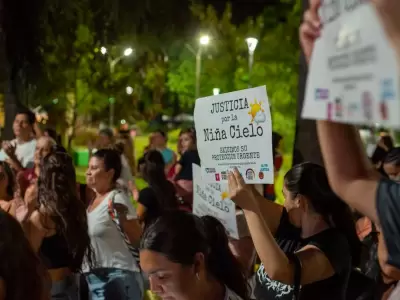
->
[317, 122, 380, 222]
[301, 0, 380, 222]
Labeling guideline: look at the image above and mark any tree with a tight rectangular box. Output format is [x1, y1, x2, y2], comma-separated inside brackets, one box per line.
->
[38, 0, 110, 149]
[168, 0, 301, 151]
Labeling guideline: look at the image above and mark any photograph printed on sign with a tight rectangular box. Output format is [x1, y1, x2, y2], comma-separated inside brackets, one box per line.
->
[302, 0, 400, 128]
[192, 164, 239, 239]
[194, 86, 274, 184]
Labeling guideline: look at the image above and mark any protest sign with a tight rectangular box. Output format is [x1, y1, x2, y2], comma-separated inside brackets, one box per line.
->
[192, 164, 239, 239]
[194, 86, 273, 184]
[302, 0, 400, 128]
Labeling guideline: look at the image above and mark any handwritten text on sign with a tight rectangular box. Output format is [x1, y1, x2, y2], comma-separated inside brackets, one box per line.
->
[302, 0, 400, 128]
[192, 164, 239, 239]
[194, 86, 274, 184]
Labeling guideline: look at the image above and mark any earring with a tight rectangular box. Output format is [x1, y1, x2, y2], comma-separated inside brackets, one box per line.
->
[196, 273, 200, 280]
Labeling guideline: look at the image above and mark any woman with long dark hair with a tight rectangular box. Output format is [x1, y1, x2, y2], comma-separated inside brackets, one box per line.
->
[0, 209, 49, 300]
[140, 210, 249, 300]
[15, 151, 93, 299]
[228, 162, 360, 299]
[137, 150, 178, 227]
[84, 149, 143, 299]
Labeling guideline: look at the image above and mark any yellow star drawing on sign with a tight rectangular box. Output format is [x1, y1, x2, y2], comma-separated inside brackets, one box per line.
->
[248, 98, 264, 122]
[221, 191, 229, 201]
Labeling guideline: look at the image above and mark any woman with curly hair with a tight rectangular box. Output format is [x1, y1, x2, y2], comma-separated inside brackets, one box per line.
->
[16, 150, 94, 299]
[0, 209, 49, 300]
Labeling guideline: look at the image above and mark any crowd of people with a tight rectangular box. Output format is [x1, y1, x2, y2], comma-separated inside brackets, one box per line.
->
[1, 0, 400, 299]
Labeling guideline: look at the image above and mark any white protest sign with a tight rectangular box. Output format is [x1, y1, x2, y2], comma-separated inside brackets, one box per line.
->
[192, 164, 239, 240]
[194, 86, 274, 184]
[302, 0, 400, 128]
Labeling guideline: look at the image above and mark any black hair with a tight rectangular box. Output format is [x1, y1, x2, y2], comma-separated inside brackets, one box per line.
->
[142, 150, 178, 224]
[141, 210, 249, 299]
[99, 128, 114, 139]
[272, 132, 282, 149]
[16, 108, 35, 125]
[45, 128, 62, 146]
[384, 147, 400, 166]
[0, 161, 15, 198]
[380, 135, 394, 152]
[0, 210, 49, 300]
[38, 151, 94, 273]
[154, 130, 167, 139]
[292, 148, 304, 166]
[371, 146, 388, 165]
[112, 141, 125, 156]
[92, 148, 121, 182]
[284, 162, 361, 266]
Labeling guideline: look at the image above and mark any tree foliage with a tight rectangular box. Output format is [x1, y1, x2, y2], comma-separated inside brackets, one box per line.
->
[33, 0, 300, 148]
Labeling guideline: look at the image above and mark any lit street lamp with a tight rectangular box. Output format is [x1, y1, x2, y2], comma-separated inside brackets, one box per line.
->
[246, 37, 258, 87]
[126, 86, 133, 95]
[124, 48, 133, 57]
[186, 35, 210, 100]
[101, 46, 134, 127]
[195, 35, 210, 99]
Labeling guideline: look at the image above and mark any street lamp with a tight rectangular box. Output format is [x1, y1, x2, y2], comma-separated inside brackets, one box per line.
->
[200, 35, 210, 46]
[126, 86, 133, 95]
[101, 46, 134, 127]
[124, 48, 133, 56]
[213, 88, 220, 95]
[246, 37, 258, 87]
[195, 35, 210, 99]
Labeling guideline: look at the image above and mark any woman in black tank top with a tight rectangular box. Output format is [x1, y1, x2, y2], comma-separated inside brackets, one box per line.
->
[15, 150, 94, 299]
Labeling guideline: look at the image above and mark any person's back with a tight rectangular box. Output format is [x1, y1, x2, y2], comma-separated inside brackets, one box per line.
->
[137, 150, 178, 227]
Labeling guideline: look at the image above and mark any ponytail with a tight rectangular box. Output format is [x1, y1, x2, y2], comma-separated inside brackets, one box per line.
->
[201, 216, 248, 299]
[141, 211, 249, 300]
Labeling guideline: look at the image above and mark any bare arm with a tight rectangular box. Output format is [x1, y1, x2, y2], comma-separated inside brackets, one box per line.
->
[251, 186, 283, 235]
[114, 203, 142, 247]
[136, 203, 147, 225]
[244, 208, 335, 285]
[174, 163, 182, 179]
[316, 121, 380, 223]
[300, 1, 380, 223]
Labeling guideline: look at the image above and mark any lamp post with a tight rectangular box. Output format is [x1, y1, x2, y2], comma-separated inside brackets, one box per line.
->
[101, 46, 133, 127]
[195, 35, 210, 99]
[246, 37, 258, 87]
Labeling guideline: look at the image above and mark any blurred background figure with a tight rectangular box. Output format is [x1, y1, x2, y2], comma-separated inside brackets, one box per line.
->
[151, 130, 177, 176]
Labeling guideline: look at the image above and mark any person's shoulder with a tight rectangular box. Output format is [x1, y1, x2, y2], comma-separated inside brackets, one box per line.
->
[377, 178, 400, 205]
[309, 228, 349, 249]
[111, 190, 131, 205]
[307, 229, 351, 272]
[376, 178, 400, 269]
